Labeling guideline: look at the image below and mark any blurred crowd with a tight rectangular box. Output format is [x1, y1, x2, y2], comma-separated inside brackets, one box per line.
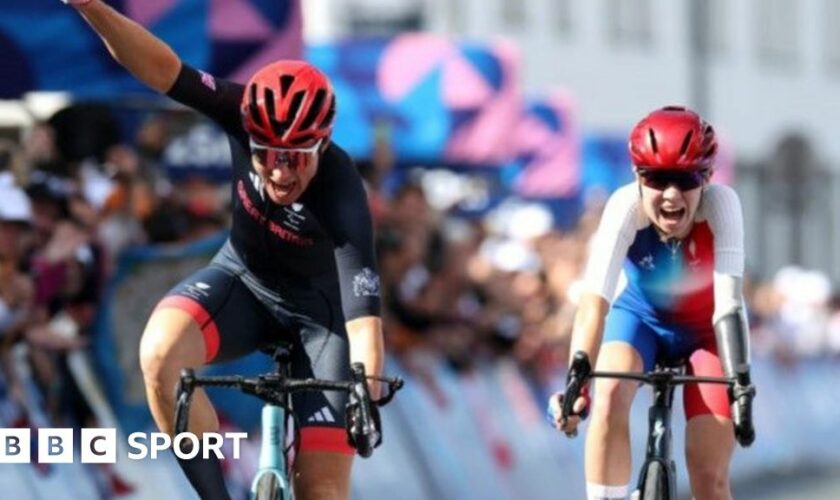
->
[0, 104, 839, 471]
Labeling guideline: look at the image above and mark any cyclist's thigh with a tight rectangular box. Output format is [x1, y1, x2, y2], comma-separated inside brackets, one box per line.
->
[153, 266, 277, 364]
[684, 336, 730, 420]
[287, 296, 354, 456]
[602, 306, 658, 372]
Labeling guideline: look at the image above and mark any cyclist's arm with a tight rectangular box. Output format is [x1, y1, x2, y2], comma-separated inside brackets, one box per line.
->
[70, 1, 181, 93]
[703, 184, 750, 376]
[321, 146, 384, 390]
[570, 184, 640, 366]
[346, 316, 384, 397]
[569, 293, 610, 365]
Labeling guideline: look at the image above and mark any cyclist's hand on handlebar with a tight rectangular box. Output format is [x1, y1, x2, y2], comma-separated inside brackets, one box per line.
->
[547, 387, 590, 438]
[730, 380, 756, 447]
[549, 350, 593, 438]
[345, 400, 382, 457]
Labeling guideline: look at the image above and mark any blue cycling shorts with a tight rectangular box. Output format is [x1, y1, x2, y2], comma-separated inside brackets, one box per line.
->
[601, 305, 730, 419]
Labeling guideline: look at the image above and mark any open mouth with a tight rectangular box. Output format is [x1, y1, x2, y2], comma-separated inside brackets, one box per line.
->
[269, 179, 296, 197]
[660, 207, 685, 222]
[269, 180, 295, 193]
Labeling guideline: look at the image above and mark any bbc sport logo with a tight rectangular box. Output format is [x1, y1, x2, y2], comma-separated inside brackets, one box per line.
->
[0, 428, 248, 463]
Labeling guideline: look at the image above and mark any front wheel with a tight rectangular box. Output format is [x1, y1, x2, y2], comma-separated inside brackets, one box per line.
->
[254, 474, 283, 500]
[640, 461, 670, 500]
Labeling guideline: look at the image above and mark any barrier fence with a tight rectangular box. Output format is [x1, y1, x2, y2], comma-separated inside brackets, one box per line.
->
[1, 233, 837, 499]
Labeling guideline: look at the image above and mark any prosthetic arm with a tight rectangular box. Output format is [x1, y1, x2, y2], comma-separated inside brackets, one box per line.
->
[713, 275, 756, 447]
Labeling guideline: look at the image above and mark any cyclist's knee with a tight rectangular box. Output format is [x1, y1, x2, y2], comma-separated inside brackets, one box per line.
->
[686, 459, 729, 499]
[685, 433, 732, 498]
[591, 379, 635, 425]
[139, 310, 205, 390]
[293, 451, 352, 500]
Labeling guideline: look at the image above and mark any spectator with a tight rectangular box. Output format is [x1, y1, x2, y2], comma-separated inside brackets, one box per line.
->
[0, 179, 36, 406]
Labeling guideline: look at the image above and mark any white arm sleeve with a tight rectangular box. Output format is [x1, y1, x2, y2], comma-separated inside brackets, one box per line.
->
[702, 184, 747, 323]
[701, 184, 745, 276]
[582, 183, 644, 303]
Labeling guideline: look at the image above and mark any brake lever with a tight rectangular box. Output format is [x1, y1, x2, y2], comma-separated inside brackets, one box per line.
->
[370, 377, 404, 406]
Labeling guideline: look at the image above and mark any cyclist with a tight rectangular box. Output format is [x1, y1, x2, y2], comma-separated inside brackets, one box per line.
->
[549, 107, 755, 500]
[62, 1, 383, 499]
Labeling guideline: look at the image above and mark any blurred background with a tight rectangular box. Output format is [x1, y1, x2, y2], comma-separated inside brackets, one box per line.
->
[0, 0, 838, 498]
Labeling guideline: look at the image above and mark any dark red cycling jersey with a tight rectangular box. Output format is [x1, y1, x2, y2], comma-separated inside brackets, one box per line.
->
[166, 64, 380, 321]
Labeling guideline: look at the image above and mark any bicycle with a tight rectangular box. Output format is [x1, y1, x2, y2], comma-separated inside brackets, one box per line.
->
[174, 343, 404, 500]
[559, 351, 752, 500]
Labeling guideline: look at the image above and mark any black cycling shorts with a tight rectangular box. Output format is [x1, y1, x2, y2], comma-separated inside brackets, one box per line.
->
[154, 250, 354, 455]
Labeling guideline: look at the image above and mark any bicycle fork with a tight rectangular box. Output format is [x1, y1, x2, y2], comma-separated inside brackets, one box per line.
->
[634, 380, 678, 499]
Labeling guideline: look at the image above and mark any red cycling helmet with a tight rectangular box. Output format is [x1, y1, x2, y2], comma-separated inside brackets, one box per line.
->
[241, 60, 336, 148]
[628, 106, 717, 171]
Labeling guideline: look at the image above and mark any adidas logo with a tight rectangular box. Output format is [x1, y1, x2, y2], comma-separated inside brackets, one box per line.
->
[307, 406, 335, 423]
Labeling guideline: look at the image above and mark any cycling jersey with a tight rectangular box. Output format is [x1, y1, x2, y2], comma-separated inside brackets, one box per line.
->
[583, 182, 745, 419]
[166, 64, 380, 322]
[584, 182, 744, 334]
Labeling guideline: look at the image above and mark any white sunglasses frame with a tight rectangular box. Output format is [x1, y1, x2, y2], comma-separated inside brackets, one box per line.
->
[248, 138, 323, 155]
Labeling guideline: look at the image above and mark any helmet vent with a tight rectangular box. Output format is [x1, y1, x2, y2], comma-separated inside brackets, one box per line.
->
[286, 90, 305, 122]
[319, 95, 336, 129]
[299, 89, 326, 130]
[263, 87, 276, 122]
[679, 130, 694, 157]
[648, 128, 658, 153]
[279, 75, 295, 98]
[247, 84, 262, 126]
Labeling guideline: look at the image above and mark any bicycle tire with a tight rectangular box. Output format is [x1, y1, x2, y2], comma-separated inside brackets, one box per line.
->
[641, 461, 670, 500]
[254, 474, 283, 500]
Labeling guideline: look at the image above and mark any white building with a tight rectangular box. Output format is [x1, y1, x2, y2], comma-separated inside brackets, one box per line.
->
[307, 0, 840, 163]
[305, 0, 840, 283]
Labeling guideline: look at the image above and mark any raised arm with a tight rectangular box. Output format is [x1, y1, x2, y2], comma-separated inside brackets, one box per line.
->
[65, 0, 181, 93]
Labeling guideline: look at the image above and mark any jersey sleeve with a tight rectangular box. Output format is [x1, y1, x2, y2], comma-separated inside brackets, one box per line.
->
[582, 183, 642, 303]
[166, 64, 245, 135]
[701, 184, 745, 277]
[320, 148, 381, 321]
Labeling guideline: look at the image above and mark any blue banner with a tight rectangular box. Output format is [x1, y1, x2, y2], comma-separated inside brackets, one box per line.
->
[0, 0, 301, 98]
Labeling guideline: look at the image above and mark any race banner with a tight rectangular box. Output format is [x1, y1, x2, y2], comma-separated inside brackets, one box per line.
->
[0, 0, 302, 98]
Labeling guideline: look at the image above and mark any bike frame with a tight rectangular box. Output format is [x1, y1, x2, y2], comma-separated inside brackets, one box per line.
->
[251, 403, 292, 500]
[635, 367, 680, 499]
[174, 344, 403, 500]
[250, 345, 294, 499]
[588, 366, 732, 500]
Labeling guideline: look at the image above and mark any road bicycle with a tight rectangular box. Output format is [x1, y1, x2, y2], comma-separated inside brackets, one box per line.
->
[174, 343, 403, 500]
[560, 351, 750, 500]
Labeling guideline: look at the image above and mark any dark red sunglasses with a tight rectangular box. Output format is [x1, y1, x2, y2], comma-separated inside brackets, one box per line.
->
[638, 169, 708, 191]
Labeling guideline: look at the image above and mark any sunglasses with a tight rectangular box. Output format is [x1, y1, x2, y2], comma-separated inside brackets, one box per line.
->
[637, 169, 708, 191]
[249, 139, 322, 171]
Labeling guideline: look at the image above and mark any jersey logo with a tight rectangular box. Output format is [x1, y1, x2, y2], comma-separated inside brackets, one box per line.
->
[638, 254, 656, 271]
[282, 205, 307, 231]
[199, 70, 217, 91]
[307, 406, 335, 423]
[180, 281, 212, 301]
[687, 239, 701, 267]
[353, 268, 381, 297]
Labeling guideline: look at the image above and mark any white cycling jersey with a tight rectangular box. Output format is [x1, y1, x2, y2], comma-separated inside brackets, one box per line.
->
[582, 182, 745, 328]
